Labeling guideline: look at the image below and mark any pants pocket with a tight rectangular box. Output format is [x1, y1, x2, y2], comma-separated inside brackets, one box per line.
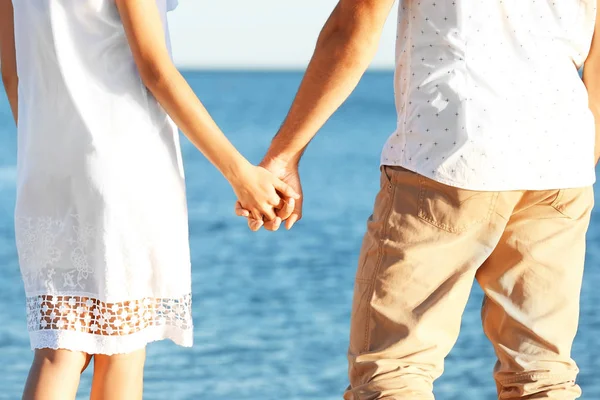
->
[550, 186, 594, 220]
[417, 176, 498, 233]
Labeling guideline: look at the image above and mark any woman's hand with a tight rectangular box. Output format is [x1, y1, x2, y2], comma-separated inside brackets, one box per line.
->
[229, 164, 300, 226]
[234, 156, 303, 232]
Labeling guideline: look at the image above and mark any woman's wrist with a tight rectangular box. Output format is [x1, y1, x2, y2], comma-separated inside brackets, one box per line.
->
[221, 154, 253, 187]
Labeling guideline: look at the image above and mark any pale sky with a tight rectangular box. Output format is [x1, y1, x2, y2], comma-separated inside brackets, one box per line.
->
[168, 1, 399, 69]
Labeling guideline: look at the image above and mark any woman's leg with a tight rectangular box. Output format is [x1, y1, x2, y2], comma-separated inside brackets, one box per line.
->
[22, 349, 92, 400]
[90, 348, 146, 400]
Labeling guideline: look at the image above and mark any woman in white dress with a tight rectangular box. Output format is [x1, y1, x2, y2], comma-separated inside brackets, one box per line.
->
[0, 0, 298, 398]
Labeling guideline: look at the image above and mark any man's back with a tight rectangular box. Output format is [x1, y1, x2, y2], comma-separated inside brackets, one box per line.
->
[383, 0, 597, 190]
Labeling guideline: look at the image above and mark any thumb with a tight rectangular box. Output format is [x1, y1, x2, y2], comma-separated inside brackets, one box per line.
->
[235, 201, 250, 217]
[276, 197, 295, 220]
[273, 178, 300, 200]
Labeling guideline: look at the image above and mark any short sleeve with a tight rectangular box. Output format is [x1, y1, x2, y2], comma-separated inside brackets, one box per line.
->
[167, 0, 178, 11]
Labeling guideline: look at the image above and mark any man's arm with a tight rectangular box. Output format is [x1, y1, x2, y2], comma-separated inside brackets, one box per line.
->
[0, 0, 18, 124]
[237, 0, 396, 231]
[583, 0, 600, 163]
[265, 0, 396, 165]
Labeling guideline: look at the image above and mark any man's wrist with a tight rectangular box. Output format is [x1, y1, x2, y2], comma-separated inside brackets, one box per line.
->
[262, 149, 302, 168]
[263, 137, 304, 166]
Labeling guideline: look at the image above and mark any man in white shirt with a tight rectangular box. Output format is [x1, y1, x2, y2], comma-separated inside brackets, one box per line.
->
[237, 0, 600, 398]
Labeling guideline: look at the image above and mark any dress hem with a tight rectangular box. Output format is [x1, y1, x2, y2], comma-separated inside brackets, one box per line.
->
[29, 325, 193, 355]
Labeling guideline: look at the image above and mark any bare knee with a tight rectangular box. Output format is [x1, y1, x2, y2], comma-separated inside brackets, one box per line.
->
[32, 348, 90, 372]
[23, 349, 89, 400]
[91, 349, 146, 400]
[93, 348, 146, 370]
[93, 348, 147, 381]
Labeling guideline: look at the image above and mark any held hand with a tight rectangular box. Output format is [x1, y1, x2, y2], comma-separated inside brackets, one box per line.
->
[230, 164, 300, 224]
[235, 197, 296, 231]
[235, 157, 303, 232]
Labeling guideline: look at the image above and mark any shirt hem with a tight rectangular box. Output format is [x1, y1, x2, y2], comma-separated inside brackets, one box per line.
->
[381, 161, 596, 191]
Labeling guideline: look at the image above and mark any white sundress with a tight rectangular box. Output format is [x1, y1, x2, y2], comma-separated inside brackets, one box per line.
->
[13, 0, 193, 354]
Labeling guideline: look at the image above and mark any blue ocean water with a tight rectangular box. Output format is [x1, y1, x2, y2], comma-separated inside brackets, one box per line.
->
[0, 71, 599, 400]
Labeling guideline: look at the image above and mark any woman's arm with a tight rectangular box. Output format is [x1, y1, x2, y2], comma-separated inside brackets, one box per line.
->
[115, 0, 298, 220]
[583, 0, 600, 164]
[0, 0, 18, 124]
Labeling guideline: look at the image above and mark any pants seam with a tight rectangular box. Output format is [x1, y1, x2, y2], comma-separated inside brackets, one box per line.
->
[361, 183, 397, 353]
[355, 277, 375, 284]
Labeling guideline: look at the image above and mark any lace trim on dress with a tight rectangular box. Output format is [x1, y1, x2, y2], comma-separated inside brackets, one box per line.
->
[26, 293, 193, 353]
[16, 215, 97, 293]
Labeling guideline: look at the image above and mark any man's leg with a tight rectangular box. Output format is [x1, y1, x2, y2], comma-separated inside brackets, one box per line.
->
[344, 167, 512, 400]
[476, 187, 593, 399]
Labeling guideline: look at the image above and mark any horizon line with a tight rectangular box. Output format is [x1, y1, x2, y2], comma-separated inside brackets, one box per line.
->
[175, 65, 395, 72]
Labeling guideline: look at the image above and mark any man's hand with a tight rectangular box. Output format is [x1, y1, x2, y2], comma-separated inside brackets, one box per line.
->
[235, 157, 303, 232]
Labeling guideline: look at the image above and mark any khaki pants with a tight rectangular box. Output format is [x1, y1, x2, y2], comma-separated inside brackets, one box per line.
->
[344, 167, 594, 400]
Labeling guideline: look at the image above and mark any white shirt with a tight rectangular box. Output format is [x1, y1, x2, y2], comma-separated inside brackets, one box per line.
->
[382, 0, 597, 191]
